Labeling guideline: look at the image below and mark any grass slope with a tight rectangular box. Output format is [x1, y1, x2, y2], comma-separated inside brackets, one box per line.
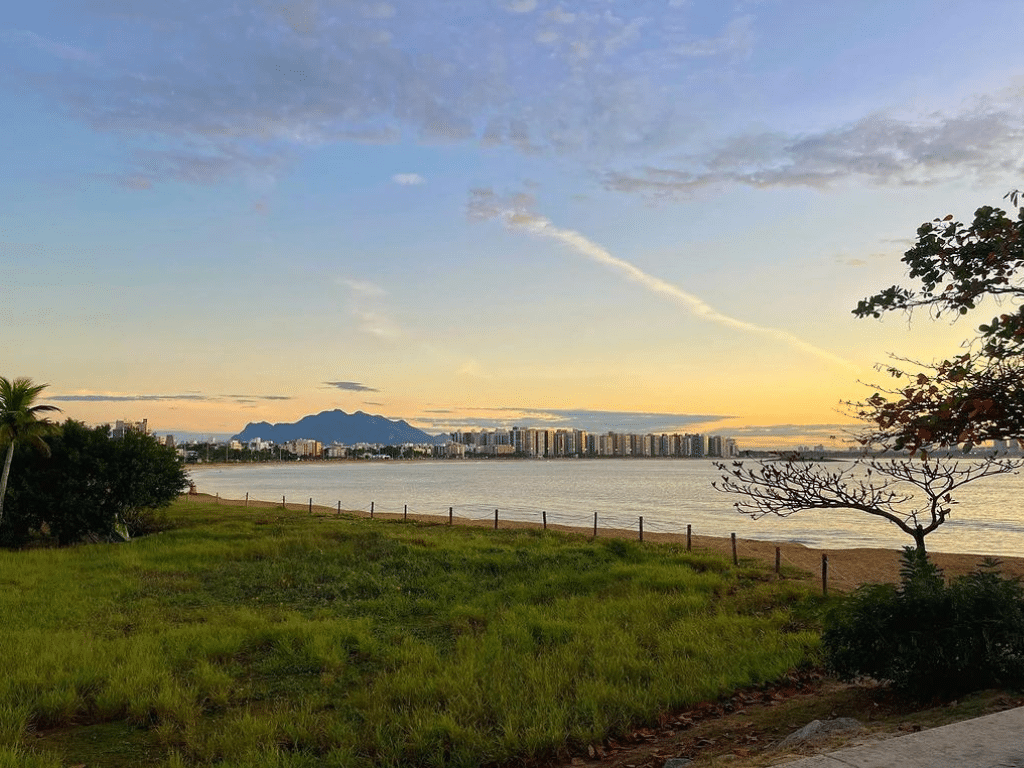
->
[0, 501, 821, 768]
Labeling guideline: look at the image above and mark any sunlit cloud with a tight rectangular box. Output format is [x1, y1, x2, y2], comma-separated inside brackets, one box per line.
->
[51, 392, 291, 402]
[456, 360, 493, 379]
[468, 189, 859, 371]
[392, 173, 426, 185]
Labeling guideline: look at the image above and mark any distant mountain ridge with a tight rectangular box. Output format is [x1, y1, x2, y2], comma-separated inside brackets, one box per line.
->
[232, 410, 445, 446]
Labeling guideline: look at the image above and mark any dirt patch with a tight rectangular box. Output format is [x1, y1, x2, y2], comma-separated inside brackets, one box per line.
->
[552, 673, 1024, 768]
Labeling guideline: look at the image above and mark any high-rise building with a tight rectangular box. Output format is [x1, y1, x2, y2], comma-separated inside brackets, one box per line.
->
[111, 419, 149, 439]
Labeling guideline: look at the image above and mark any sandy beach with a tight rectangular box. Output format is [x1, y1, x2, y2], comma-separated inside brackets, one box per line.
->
[185, 492, 1024, 591]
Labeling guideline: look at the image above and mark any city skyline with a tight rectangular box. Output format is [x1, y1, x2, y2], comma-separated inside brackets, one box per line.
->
[4, 2, 1024, 448]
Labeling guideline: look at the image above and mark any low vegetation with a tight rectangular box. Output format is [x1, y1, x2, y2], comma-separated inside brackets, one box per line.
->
[823, 548, 1024, 698]
[1, 500, 820, 768]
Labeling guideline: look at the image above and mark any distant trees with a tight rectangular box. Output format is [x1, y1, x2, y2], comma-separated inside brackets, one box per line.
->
[1, 420, 188, 547]
[0, 377, 60, 527]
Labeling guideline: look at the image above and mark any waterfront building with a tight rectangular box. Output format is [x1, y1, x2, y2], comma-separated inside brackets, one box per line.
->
[285, 438, 323, 458]
[111, 419, 148, 439]
[449, 425, 736, 459]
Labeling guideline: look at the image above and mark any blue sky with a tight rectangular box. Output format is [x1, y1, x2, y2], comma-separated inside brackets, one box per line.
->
[3, 0, 1023, 446]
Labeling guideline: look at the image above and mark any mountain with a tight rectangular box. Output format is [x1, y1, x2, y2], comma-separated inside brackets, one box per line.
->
[232, 410, 446, 446]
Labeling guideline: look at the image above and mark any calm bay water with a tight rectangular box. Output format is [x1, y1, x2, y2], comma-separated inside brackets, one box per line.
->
[188, 459, 1024, 557]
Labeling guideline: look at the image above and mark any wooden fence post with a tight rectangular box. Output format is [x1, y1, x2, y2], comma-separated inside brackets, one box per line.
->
[337, 500, 341, 515]
[542, 510, 547, 530]
[370, 501, 374, 519]
[404, 504, 408, 521]
[245, 492, 248, 507]
[686, 524, 692, 552]
[639, 516, 644, 542]
[822, 554, 828, 596]
[593, 511, 597, 538]
[308, 497, 312, 514]
[282, 495, 285, 509]
[775, 546, 781, 576]
[731, 532, 738, 565]
[494, 509, 498, 530]
[449, 506, 453, 525]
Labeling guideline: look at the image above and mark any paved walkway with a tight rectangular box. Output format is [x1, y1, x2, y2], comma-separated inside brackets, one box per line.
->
[780, 706, 1024, 767]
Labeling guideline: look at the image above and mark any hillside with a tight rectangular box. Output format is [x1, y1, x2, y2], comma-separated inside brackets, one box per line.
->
[232, 409, 445, 445]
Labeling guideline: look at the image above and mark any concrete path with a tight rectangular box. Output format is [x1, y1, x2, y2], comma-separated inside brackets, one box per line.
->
[780, 706, 1024, 767]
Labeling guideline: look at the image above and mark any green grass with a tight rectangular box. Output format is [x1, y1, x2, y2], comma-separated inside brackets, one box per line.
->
[0, 501, 822, 767]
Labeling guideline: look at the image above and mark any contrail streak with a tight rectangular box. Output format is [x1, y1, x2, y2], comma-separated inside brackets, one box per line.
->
[498, 208, 859, 372]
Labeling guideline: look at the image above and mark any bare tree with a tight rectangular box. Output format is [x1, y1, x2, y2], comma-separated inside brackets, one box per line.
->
[713, 456, 1022, 554]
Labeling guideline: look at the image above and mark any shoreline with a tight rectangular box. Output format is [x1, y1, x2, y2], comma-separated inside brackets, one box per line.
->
[182, 492, 1024, 591]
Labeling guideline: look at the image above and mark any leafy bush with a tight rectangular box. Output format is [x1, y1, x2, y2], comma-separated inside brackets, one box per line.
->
[1, 420, 187, 546]
[823, 548, 1024, 698]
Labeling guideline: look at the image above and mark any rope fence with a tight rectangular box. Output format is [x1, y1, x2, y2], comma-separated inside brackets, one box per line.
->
[185, 491, 904, 593]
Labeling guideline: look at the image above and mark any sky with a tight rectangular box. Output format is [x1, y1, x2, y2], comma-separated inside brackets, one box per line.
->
[3, 1, 1024, 447]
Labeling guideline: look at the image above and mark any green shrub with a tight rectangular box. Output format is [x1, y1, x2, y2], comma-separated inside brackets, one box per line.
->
[1, 420, 186, 546]
[823, 548, 1024, 698]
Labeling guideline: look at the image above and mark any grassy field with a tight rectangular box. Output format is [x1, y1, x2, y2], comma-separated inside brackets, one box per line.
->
[0, 500, 822, 768]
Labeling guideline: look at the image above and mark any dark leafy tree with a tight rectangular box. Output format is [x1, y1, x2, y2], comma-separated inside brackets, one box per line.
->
[2, 420, 188, 546]
[105, 427, 190, 535]
[0, 377, 60, 528]
[851, 195, 1024, 453]
[713, 456, 1022, 555]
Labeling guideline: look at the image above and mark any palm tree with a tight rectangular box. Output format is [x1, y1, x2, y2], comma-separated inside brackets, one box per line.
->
[0, 377, 61, 526]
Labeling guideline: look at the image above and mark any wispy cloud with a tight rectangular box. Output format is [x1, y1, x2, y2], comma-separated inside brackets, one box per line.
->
[606, 99, 1024, 197]
[324, 381, 380, 392]
[456, 360, 493, 379]
[51, 392, 291, 402]
[51, 393, 210, 403]
[10, 3, 1021, 192]
[392, 173, 426, 185]
[411, 406, 732, 434]
[340, 279, 386, 297]
[726, 423, 855, 439]
[468, 189, 858, 371]
[675, 15, 754, 57]
[338, 278, 402, 339]
[504, 0, 537, 13]
[4, 29, 96, 62]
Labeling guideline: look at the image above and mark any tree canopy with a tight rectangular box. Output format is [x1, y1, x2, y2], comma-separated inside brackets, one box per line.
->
[852, 195, 1024, 453]
[1, 420, 188, 547]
